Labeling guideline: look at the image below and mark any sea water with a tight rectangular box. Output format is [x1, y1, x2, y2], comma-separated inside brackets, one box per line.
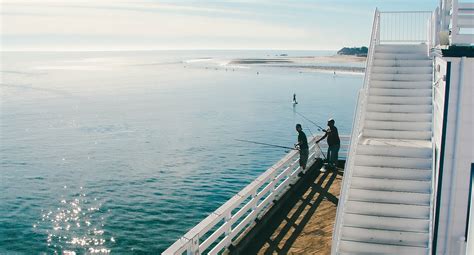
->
[0, 50, 363, 253]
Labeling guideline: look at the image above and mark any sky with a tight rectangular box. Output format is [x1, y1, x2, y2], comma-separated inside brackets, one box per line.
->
[1, 0, 438, 51]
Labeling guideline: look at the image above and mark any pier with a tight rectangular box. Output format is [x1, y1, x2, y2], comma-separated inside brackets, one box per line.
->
[163, 135, 349, 254]
[164, 0, 474, 254]
[229, 161, 343, 254]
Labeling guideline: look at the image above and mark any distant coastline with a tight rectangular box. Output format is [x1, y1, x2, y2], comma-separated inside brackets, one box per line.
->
[337, 46, 368, 57]
[228, 54, 366, 74]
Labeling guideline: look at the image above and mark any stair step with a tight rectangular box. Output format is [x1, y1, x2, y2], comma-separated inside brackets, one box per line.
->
[373, 59, 432, 68]
[345, 201, 430, 219]
[365, 112, 432, 122]
[371, 73, 432, 81]
[350, 177, 431, 193]
[365, 120, 431, 131]
[375, 44, 428, 54]
[369, 88, 432, 97]
[375, 52, 430, 60]
[354, 166, 432, 181]
[367, 104, 432, 113]
[370, 80, 432, 89]
[344, 213, 430, 233]
[357, 144, 432, 158]
[349, 189, 430, 205]
[363, 129, 431, 140]
[341, 226, 429, 247]
[355, 155, 431, 169]
[368, 96, 432, 105]
[372, 66, 432, 74]
[338, 240, 428, 255]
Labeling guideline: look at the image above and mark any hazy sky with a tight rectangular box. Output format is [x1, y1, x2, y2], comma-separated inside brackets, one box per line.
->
[2, 0, 437, 51]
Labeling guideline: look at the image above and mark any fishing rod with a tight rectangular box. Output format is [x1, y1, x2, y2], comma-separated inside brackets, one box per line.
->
[293, 110, 326, 131]
[316, 142, 327, 160]
[305, 127, 327, 160]
[235, 139, 298, 151]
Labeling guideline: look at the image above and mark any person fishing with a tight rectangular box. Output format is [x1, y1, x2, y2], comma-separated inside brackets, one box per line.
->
[295, 124, 309, 170]
[316, 118, 340, 170]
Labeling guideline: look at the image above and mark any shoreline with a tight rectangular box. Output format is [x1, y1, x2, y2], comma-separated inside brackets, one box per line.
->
[227, 55, 366, 74]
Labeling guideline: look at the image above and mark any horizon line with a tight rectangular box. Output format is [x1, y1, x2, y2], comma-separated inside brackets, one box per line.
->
[0, 47, 344, 52]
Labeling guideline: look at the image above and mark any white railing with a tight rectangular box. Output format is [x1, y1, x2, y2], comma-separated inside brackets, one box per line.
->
[331, 8, 381, 255]
[163, 136, 323, 254]
[438, 0, 474, 45]
[163, 134, 351, 254]
[317, 135, 351, 160]
[378, 11, 433, 44]
[450, 0, 474, 45]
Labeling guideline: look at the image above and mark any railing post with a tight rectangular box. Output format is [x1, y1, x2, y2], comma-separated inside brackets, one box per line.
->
[187, 235, 199, 255]
[451, 0, 459, 44]
[252, 190, 257, 211]
[375, 9, 380, 45]
[224, 212, 231, 247]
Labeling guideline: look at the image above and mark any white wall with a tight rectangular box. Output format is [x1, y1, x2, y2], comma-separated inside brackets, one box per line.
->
[436, 57, 474, 255]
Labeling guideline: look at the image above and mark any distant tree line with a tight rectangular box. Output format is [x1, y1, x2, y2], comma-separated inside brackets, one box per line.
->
[337, 47, 368, 56]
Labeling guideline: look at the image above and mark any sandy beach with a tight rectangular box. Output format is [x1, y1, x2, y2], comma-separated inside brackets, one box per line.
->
[228, 55, 366, 74]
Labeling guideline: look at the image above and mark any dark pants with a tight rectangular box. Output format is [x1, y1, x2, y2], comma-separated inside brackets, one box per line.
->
[327, 144, 340, 167]
[299, 149, 309, 169]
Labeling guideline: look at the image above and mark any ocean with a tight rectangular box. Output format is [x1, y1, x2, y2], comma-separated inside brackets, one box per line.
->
[0, 50, 363, 253]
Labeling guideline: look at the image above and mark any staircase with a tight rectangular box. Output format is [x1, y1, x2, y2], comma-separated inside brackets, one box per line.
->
[336, 44, 434, 254]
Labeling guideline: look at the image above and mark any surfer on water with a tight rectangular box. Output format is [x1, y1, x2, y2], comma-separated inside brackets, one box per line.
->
[293, 93, 298, 105]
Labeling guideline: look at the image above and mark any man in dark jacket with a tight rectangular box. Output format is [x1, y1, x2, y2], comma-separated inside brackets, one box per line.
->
[316, 118, 340, 169]
[295, 124, 309, 170]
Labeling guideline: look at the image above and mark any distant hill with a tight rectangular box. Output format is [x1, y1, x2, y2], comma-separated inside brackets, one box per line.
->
[337, 47, 368, 57]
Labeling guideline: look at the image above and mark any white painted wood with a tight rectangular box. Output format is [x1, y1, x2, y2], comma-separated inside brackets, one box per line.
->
[370, 80, 432, 89]
[363, 129, 432, 140]
[355, 155, 431, 169]
[369, 88, 432, 97]
[350, 188, 431, 205]
[344, 213, 430, 232]
[342, 226, 429, 247]
[372, 66, 432, 74]
[350, 177, 431, 193]
[365, 120, 431, 131]
[353, 166, 432, 181]
[371, 73, 432, 81]
[373, 59, 432, 67]
[165, 134, 356, 254]
[457, 15, 474, 27]
[374, 52, 430, 60]
[357, 144, 432, 157]
[365, 112, 432, 122]
[339, 240, 429, 255]
[375, 44, 428, 53]
[454, 34, 474, 44]
[345, 201, 430, 219]
[459, 3, 474, 10]
[367, 103, 432, 113]
[334, 30, 435, 254]
[368, 95, 432, 105]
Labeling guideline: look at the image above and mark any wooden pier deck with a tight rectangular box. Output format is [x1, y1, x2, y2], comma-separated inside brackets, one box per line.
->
[230, 162, 343, 255]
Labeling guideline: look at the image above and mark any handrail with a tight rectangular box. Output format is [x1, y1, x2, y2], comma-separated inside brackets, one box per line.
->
[331, 8, 380, 255]
[163, 136, 325, 254]
[378, 11, 433, 44]
[438, 0, 474, 45]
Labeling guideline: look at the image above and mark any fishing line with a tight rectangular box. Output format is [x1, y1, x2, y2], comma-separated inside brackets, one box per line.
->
[235, 139, 298, 151]
[305, 126, 327, 160]
[293, 109, 326, 131]
[316, 142, 327, 160]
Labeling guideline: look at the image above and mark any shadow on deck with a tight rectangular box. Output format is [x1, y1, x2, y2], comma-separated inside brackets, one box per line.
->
[229, 159, 344, 255]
